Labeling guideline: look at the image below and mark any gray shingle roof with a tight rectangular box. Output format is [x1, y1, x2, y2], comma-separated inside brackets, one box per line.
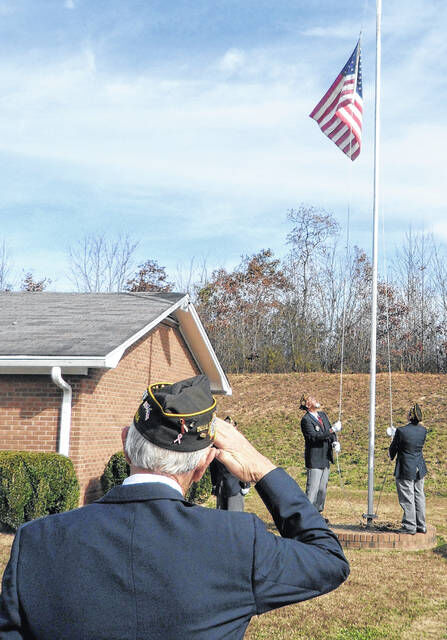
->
[0, 292, 185, 357]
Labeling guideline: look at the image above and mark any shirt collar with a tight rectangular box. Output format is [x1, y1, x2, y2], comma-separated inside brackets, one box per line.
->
[122, 473, 183, 496]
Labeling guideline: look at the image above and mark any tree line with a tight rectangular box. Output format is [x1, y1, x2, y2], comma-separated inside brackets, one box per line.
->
[2, 206, 447, 374]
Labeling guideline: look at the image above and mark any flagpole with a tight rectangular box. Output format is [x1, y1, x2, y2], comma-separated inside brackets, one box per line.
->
[365, 0, 382, 526]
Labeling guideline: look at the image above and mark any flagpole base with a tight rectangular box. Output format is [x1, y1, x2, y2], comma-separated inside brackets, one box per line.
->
[362, 513, 378, 528]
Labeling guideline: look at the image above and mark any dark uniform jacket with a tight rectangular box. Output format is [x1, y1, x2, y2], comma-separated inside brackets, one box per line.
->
[210, 458, 249, 499]
[301, 411, 336, 469]
[0, 468, 349, 640]
[389, 423, 427, 480]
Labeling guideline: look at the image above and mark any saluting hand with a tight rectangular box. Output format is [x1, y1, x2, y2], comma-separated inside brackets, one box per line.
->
[212, 416, 276, 484]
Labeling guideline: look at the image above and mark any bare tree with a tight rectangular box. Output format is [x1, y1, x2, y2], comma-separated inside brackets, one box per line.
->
[432, 239, 447, 315]
[174, 256, 210, 297]
[68, 234, 139, 292]
[0, 240, 12, 291]
[392, 230, 436, 372]
[281, 205, 340, 370]
[286, 204, 339, 322]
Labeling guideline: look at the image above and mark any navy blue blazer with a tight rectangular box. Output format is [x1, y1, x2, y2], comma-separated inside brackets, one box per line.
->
[389, 423, 427, 480]
[301, 411, 336, 469]
[0, 468, 349, 640]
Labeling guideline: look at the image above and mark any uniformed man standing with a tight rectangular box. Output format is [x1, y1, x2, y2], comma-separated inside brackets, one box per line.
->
[210, 416, 250, 511]
[300, 392, 342, 521]
[388, 403, 427, 534]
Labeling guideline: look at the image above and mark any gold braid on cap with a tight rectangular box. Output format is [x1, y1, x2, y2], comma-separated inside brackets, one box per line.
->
[409, 403, 422, 422]
[300, 393, 310, 409]
[147, 382, 217, 418]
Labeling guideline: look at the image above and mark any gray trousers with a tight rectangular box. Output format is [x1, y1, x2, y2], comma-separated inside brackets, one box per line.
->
[395, 477, 426, 532]
[216, 491, 245, 512]
[306, 467, 330, 513]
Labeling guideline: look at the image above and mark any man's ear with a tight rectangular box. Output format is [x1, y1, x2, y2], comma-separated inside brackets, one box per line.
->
[121, 426, 131, 464]
[191, 447, 216, 484]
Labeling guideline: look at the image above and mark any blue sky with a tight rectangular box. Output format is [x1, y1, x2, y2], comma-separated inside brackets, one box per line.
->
[0, 0, 445, 290]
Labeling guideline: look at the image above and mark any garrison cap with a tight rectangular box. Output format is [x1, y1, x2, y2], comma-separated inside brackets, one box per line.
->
[133, 375, 217, 452]
[409, 403, 422, 423]
[299, 393, 310, 411]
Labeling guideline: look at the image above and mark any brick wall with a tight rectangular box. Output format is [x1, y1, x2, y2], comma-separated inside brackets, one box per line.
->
[0, 323, 199, 504]
[0, 376, 60, 452]
[70, 324, 199, 502]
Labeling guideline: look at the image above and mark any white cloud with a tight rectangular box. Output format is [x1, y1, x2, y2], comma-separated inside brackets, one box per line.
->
[0, 1, 445, 277]
[0, 38, 441, 234]
[64, 0, 75, 9]
[218, 48, 246, 73]
[300, 24, 360, 39]
[430, 222, 447, 244]
[83, 47, 96, 74]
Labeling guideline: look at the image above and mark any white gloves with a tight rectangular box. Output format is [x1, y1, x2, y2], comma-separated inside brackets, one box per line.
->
[386, 426, 396, 437]
[332, 441, 341, 453]
[332, 420, 342, 432]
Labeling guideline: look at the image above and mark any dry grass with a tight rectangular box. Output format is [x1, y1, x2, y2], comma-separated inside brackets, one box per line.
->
[219, 372, 447, 638]
[1, 372, 446, 638]
[1, 492, 445, 639]
[240, 487, 447, 639]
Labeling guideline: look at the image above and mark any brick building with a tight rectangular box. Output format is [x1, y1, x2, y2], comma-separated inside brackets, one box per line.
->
[0, 292, 231, 503]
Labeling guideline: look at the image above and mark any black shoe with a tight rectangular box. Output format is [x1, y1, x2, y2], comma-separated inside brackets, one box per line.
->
[399, 528, 416, 535]
[416, 528, 427, 534]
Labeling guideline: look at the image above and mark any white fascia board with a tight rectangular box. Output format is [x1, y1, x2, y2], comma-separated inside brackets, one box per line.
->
[0, 355, 101, 374]
[0, 366, 89, 375]
[174, 303, 232, 396]
[104, 295, 190, 368]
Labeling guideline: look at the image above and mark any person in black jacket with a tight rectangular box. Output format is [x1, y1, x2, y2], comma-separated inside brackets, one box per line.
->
[389, 403, 427, 534]
[0, 375, 349, 640]
[300, 392, 342, 520]
[210, 416, 250, 511]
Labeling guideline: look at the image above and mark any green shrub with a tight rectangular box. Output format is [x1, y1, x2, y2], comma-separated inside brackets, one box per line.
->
[101, 451, 130, 493]
[0, 451, 80, 531]
[100, 451, 212, 504]
[186, 468, 212, 504]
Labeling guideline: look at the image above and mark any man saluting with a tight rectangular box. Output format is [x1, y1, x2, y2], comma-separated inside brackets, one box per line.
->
[300, 393, 342, 522]
[0, 376, 349, 639]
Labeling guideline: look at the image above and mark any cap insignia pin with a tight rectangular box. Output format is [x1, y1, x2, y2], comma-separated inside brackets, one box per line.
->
[179, 418, 189, 434]
[142, 401, 151, 421]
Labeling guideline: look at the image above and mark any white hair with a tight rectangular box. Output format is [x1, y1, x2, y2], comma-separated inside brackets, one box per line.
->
[125, 422, 209, 475]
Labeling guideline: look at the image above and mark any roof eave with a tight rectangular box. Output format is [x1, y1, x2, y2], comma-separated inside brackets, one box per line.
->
[173, 302, 232, 396]
[0, 357, 94, 375]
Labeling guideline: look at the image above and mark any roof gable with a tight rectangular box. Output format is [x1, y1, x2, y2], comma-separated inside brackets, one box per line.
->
[0, 292, 231, 394]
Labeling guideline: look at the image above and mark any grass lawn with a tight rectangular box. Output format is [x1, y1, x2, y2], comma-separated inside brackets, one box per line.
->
[1, 372, 446, 638]
[1, 487, 445, 639]
[219, 372, 447, 639]
[242, 486, 447, 640]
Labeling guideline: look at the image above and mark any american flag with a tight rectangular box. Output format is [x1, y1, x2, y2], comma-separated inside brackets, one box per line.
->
[309, 40, 363, 161]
